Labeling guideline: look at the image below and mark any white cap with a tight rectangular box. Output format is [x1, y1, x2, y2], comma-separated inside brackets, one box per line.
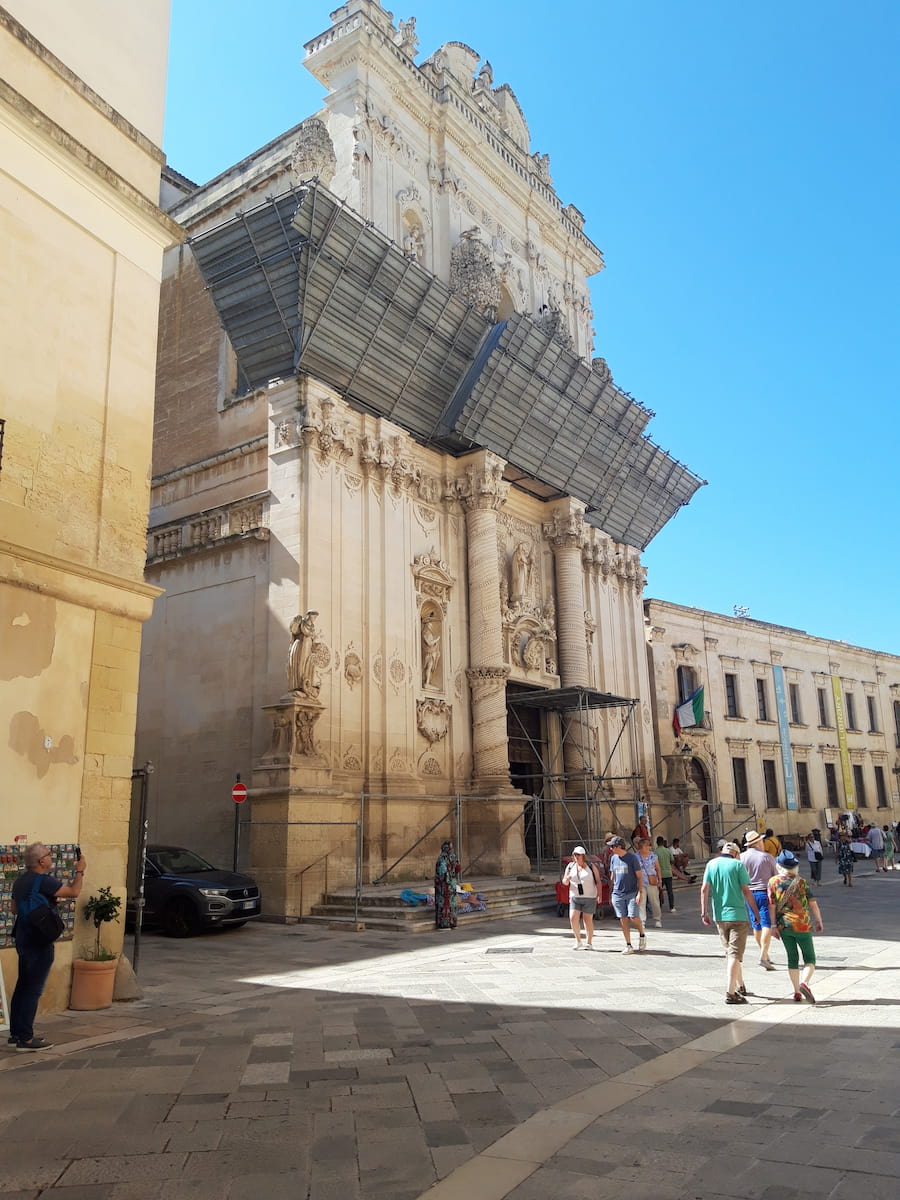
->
[572, 846, 587, 856]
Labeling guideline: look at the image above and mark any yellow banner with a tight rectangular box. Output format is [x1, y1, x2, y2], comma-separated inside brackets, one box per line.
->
[831, 675, 854, 810]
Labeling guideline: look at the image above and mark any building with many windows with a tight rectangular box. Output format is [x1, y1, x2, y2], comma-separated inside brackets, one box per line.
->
[645, 599, 900, 851]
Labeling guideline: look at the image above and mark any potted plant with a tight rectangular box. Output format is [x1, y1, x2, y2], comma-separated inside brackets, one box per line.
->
[69, 886, 122, 1010]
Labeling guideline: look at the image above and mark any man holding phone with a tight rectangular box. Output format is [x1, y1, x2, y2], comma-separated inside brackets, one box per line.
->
[9, 842, 87, 1051]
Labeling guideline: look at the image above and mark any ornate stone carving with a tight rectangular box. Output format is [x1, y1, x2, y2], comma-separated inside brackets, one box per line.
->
[299, 395, 354, 467]
[466, 666, 510, 700]
[342, 747, 362, 771]
[389, 653, 407, 692]
[417, 698, 451, 745]
[412, 550, 455, 618]
[357, 100, 417, 170]
[287, 612, 323, 698]
[261, 696, 325, 763]
[591, 357, 613, 386]
[449, 229, 501, 320]
[509, 542, 534, 604]
[423, 757, 442, 776]
[393, 16, 418, 57]
[536, 292, 573, 349]
[454, 453, 508, 512]
[343, 645, 363, 690]
[359, 433, 441, 502]
[543, 509, 586, 551]
[290, 117, 337, 188]
[531, 151, 552, 183]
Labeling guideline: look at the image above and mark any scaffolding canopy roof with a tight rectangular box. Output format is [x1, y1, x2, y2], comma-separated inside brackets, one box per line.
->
[188, 182, 705, 549]
[506, 686, 637, 711]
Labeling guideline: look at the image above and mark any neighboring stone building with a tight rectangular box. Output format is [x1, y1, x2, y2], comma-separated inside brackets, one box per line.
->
[646, 599, 900, 853]
[136, 0, 704, 914]
[0, 1, 177, 1007]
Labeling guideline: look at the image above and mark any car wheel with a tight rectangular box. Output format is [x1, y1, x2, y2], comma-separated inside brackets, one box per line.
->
[162, 898, 201, 938]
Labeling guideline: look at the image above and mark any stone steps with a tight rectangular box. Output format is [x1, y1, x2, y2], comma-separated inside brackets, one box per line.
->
[302, 876, 559, 933]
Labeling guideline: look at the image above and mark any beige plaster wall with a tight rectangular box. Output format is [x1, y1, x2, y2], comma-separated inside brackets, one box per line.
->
[3, 1, 169, 146]
[0, 2, 173, 1009]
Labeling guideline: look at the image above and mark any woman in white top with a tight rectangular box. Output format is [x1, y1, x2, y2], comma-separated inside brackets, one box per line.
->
[805, 832, 824, 884]
[562, 846, 601, 949]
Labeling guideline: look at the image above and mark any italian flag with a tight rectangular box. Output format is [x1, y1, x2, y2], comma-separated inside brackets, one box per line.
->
[673, 686, 704, 736]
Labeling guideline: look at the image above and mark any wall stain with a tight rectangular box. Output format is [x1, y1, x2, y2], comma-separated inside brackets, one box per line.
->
[9, 712, 78, 779]
[0, 592, 56, 680]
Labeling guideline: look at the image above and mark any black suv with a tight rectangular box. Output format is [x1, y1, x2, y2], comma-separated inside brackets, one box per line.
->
[138, 845, 262, 937]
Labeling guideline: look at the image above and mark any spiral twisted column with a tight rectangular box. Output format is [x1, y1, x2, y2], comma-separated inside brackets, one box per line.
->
[457, 451, 511, 792]
[544, 500, 592, 784]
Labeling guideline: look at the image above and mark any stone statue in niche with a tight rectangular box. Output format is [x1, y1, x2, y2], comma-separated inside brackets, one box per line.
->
[294, 708, 318, 757]
[421, 612, 441, 688]
[403, 224, 424, 263]
[287, 611, 320, 697]
[510, 542, 533, 604]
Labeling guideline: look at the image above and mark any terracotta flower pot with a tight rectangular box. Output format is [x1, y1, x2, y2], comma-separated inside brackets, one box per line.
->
[69, 957, 118, 1010]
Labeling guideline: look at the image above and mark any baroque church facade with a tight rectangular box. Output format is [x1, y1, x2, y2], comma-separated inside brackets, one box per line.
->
[137, 0, 704, 915]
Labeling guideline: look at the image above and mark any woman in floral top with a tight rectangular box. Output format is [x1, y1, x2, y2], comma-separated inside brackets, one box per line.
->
[768, 851, 824, 1003]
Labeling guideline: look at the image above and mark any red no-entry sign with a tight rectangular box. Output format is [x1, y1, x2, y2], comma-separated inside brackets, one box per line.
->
[232, 782, 247, 804]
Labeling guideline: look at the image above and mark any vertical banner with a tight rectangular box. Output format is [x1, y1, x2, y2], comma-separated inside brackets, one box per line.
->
[831, 675, 855, 810]
[771, 665, 798, 811]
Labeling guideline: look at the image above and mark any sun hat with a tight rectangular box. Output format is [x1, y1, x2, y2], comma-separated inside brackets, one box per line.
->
[776, 850, 799, 868]
[744, 830, 762, 845]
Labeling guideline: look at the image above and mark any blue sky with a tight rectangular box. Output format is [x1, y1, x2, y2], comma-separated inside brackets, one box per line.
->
[164, 1, 900, 655]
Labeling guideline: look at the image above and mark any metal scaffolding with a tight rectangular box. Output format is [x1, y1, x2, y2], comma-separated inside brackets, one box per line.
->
[506, 685, 642, 865]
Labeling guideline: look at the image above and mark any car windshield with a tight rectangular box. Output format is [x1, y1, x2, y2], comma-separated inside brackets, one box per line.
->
[149, 848, 216, 875]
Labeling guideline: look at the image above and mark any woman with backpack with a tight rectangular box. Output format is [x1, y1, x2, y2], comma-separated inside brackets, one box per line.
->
[768, 850, 823, 1004]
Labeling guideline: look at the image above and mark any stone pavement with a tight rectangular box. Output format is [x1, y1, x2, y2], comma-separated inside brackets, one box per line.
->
[1, 865, 898, 1199]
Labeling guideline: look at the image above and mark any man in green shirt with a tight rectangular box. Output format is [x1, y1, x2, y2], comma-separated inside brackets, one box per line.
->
[701, 840, 760, 1005]
[655, 836, 676, 913]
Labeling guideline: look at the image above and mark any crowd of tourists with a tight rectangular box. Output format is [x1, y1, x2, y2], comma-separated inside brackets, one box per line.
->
[556, 814, 898, 1006]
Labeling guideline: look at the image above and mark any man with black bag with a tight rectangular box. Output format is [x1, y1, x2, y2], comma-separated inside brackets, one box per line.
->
[9, 842, 86, 1051]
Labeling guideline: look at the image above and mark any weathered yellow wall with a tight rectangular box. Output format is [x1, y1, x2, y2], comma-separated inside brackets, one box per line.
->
[0, 3, 175, 1012]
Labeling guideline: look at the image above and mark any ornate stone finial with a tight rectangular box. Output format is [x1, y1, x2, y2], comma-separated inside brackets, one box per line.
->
[536, 292, 573, 349]
[287, 611, 321, 697]
[290, 118, 337, 189]
[449, 229, 501, 320]
[591, 356, 613, 386]
[394, 16, 418, 57]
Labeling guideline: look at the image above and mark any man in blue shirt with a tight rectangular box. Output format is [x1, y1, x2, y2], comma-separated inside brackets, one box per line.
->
[701, 839, 759, 1005]
[10, 842, 86, 1051]
[607, 836, 646, 954]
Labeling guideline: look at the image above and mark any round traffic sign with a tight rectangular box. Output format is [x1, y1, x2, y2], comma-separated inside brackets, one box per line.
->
[232, 782, 248, 804]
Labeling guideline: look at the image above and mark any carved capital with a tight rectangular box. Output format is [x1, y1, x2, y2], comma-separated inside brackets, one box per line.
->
[466, 665, 510, 700]
[455, 453, 509, 512]
[543, 509, 586, 551]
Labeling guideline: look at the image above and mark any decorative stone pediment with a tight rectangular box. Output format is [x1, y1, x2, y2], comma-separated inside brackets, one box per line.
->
[412, 550, 455, 616]
[673, 643, 701, 663]
[290, 118, 337, 189]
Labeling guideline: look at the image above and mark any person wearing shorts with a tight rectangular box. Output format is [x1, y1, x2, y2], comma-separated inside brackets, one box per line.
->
[768, 851, 823, 1003]
[701, 839, 760, 1005]
[607, 837, 645, 953]
[562, 847, 601, 949]
[740, 830, 778, 971]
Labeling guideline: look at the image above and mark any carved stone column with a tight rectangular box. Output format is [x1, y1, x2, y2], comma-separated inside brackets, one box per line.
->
[544, 500, 591, 787]
[457, 451, 511, 790]
[456, 451, 528, 873]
